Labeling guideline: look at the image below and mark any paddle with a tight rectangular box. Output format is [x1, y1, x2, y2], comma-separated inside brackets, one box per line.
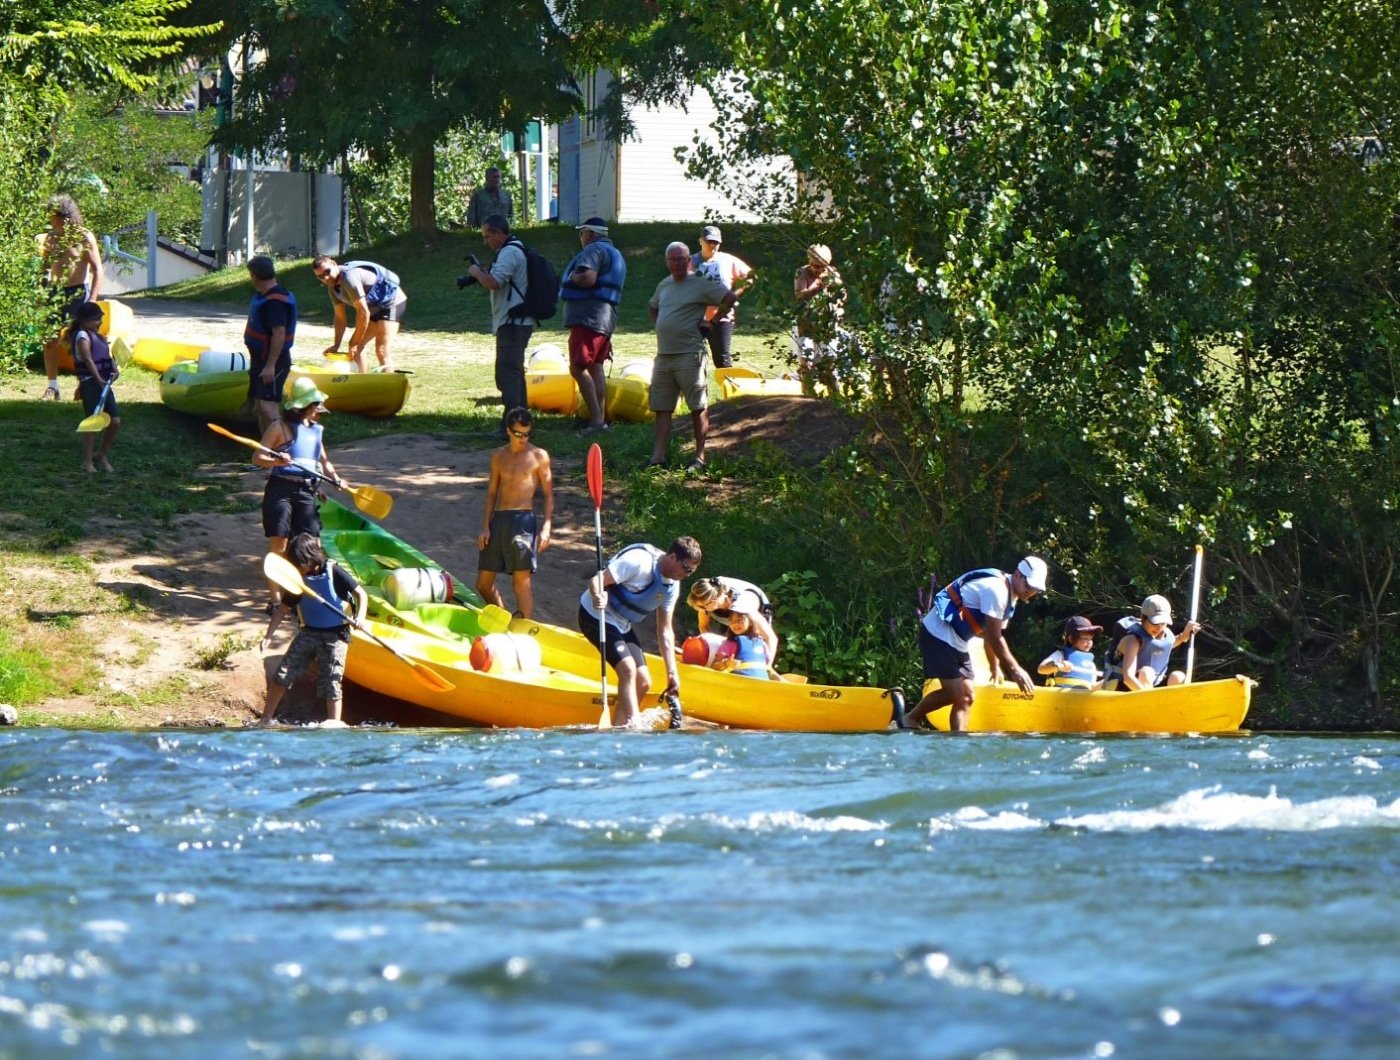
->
[262, 552, 455, 693]
[206, 422, 394, 520]
[1186, 544, 1204, 683]
[587, 442, 610, 728]
[76, 376, 115, 433]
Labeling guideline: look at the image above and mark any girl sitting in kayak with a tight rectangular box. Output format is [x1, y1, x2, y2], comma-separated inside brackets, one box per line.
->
[1038, 615, 1103, 689]
[714, 597, 780, 680]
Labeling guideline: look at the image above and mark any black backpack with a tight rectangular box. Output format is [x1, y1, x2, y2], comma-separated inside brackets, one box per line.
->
[504, 237, 559, 322]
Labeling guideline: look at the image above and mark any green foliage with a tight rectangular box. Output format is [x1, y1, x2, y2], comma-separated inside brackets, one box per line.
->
[0, 628, 59, 705]
[0, 76, 54, 372]
[766, 570, 920, 691]
[195, 632, 255, 671]
[668, 0, 1400, 710]
[48, 86, 212, 245]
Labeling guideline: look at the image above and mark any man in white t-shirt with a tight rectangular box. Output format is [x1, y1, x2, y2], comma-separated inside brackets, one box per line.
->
[578, 536, 702, 728]
[901, 556, 1048, 731]
[465, 214, 535, 441]
[692, 225, 754, 369]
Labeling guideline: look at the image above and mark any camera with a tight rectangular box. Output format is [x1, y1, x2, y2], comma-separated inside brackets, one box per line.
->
[456, 254, 480, 290]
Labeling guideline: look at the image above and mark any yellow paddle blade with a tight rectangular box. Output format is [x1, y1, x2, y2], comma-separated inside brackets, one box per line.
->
[76, 411, 110, 434]
[111, 336, 134, 368]
[478, 604, 513, 633]
[348, 483, 393, 520]
[263, 552, 307, 595]
[370, 554, 404, 570]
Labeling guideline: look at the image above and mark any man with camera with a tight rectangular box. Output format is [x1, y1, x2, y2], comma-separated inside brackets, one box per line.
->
[462, 214, 534, 442]
[560, 217, 626, 435]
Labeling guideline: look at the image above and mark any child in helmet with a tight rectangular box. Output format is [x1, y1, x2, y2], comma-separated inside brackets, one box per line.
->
[1038, 615, 1103, 689]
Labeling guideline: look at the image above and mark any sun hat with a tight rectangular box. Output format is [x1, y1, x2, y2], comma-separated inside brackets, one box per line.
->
[576, 217, 609, 236]
[700, 225, 722, 244]
[1062, 615, 1103, 639]
[1140, 594, 1173, 624]
[1017, 555, 1049, 592]
[71, 300, 104, 324]
[284, 376, 328, 410]
[806, 243, 833, 267]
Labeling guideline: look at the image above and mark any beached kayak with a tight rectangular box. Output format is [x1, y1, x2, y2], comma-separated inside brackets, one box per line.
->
[319, 499, 902, 731]
[526, 360, 657, 423]
[160, 357, 410, 421]
[714, 365, 805, 399]
[921, 675, 1253, 733]
[318, 502, 678, 727]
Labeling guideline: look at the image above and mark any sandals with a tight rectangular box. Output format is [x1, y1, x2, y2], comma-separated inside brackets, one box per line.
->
[40, 384, 60, 402]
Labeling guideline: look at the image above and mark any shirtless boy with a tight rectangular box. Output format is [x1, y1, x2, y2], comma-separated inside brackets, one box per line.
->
[40, 195, 104, 401]
[476, 407, 553, 619]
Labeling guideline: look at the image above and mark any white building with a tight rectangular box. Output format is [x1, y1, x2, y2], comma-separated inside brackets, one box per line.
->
[558, 73, 793, 224]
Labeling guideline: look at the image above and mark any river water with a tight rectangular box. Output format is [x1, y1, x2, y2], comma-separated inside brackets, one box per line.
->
[2, 728, 1398, 1058]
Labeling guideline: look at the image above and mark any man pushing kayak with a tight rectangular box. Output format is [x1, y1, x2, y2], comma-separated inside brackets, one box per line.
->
[901, 556, 1048, 731]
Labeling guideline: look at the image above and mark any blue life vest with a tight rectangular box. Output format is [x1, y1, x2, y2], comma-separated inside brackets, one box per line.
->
[71, 329, 114, 382]
[298, 562, 349, 630]
[561, 239, 625, 306]
[606, 543, 676, 625]
[727, 633, 770, 679]
[1103, 617, 1173, 687]
[339, 261, 400, 307]
[930, 568, 1014, 642]
[270, 421, 324, 481]
[1046, 647, 1098, 689]
[244, 286, 297, 359]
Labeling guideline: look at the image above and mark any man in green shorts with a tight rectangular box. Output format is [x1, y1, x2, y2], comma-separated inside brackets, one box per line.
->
[645, 242, 737, 471]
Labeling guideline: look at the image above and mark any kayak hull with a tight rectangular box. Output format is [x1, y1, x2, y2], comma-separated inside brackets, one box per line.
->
[922, 675, 1253, 733]
[715, 366, 804, 399]
[160, 360, 411, 421]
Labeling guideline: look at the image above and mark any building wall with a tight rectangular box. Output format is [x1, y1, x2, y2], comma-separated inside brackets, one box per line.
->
[558, 76, 792, 225]
[201, 168, 346, 261]
[102, 247, 210, 295]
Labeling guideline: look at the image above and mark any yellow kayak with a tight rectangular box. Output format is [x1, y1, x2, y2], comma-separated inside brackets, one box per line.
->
[921, 675, 1253, 733]
[319, 499, 900, 730]
[714, 365, 805, 399]
[344, 617, 673, 728]
[160, 357, 410, 421]
[132, 335, 210, 373]
[288, 361, 411, 418]
[526, 360, 657, 422]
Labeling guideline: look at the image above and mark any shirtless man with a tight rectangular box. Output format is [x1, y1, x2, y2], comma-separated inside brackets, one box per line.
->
[476, 407, 553, 619]
[40, 195, 104, 400]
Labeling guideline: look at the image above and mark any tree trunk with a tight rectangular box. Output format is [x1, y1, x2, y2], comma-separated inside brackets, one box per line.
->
[409, 144, 436, 235]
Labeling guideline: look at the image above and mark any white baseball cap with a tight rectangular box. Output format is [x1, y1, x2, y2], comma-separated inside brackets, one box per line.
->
[1017, 556, 1048, 592]
[1140, 594, 1173, 624]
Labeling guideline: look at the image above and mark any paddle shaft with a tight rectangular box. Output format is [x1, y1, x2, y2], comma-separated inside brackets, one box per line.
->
[1186, 544, 1204, 683]
[207, 422, 391, 518]
[77, 376, 115, 432]
[587, 444, 609, 727]
[262, 552, 452, 693]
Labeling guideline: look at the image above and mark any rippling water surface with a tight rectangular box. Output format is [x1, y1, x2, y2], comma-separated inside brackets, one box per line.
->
[2, 728, 1399, 1058]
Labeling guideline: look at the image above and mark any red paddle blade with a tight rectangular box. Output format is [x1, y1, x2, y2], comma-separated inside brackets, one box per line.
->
[586, 443, 604, 510]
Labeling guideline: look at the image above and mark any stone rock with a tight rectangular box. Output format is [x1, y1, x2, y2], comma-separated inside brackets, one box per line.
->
[0, 704, 18, 726]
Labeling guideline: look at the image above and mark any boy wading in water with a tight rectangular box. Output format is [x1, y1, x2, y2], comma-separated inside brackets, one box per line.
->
[476, 407, 553, 619]
[260, 533, 368, 727]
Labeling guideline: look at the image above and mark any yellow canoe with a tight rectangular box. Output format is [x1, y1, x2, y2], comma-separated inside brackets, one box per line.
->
[344, 617, 674, 729]
[921, 675, 1253, 733]
[526, 360, 658, 422]
[319, 499, 900, 730]
[132, 336, 210, 373]
[53, 300, 139, 372]
[288, 362, 411, 418]
[715, 365, 805, 399]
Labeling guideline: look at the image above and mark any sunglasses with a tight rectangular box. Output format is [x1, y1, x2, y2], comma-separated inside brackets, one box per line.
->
[508, 429, 531, 439]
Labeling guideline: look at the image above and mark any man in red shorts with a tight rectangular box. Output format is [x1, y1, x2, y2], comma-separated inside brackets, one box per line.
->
[559, 217, 627, 434]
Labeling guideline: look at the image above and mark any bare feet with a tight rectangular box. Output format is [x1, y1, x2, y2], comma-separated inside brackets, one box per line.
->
[98, 457, 115, 473]
[82, 463, 97, 474]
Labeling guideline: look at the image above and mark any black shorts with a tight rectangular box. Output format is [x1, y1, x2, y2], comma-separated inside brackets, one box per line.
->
[919, 623, 975, 681]
[369, 300, 407, 324]
[50, 284, 88, 328]
[78, 376, 118, 418]
[578, 603, 641, 670]
[262, 475, 321, 540]
[478, 510, 538, 574]
[247, 356, 291, 404]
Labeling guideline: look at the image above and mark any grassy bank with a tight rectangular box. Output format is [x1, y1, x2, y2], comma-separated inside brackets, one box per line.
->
[0, 221, 859, 723]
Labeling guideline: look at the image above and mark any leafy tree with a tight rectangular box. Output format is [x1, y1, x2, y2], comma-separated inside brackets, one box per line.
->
[186, 0, 579, 235]
[670, 0, 1400, 711]
[0, 0, 217, 371]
